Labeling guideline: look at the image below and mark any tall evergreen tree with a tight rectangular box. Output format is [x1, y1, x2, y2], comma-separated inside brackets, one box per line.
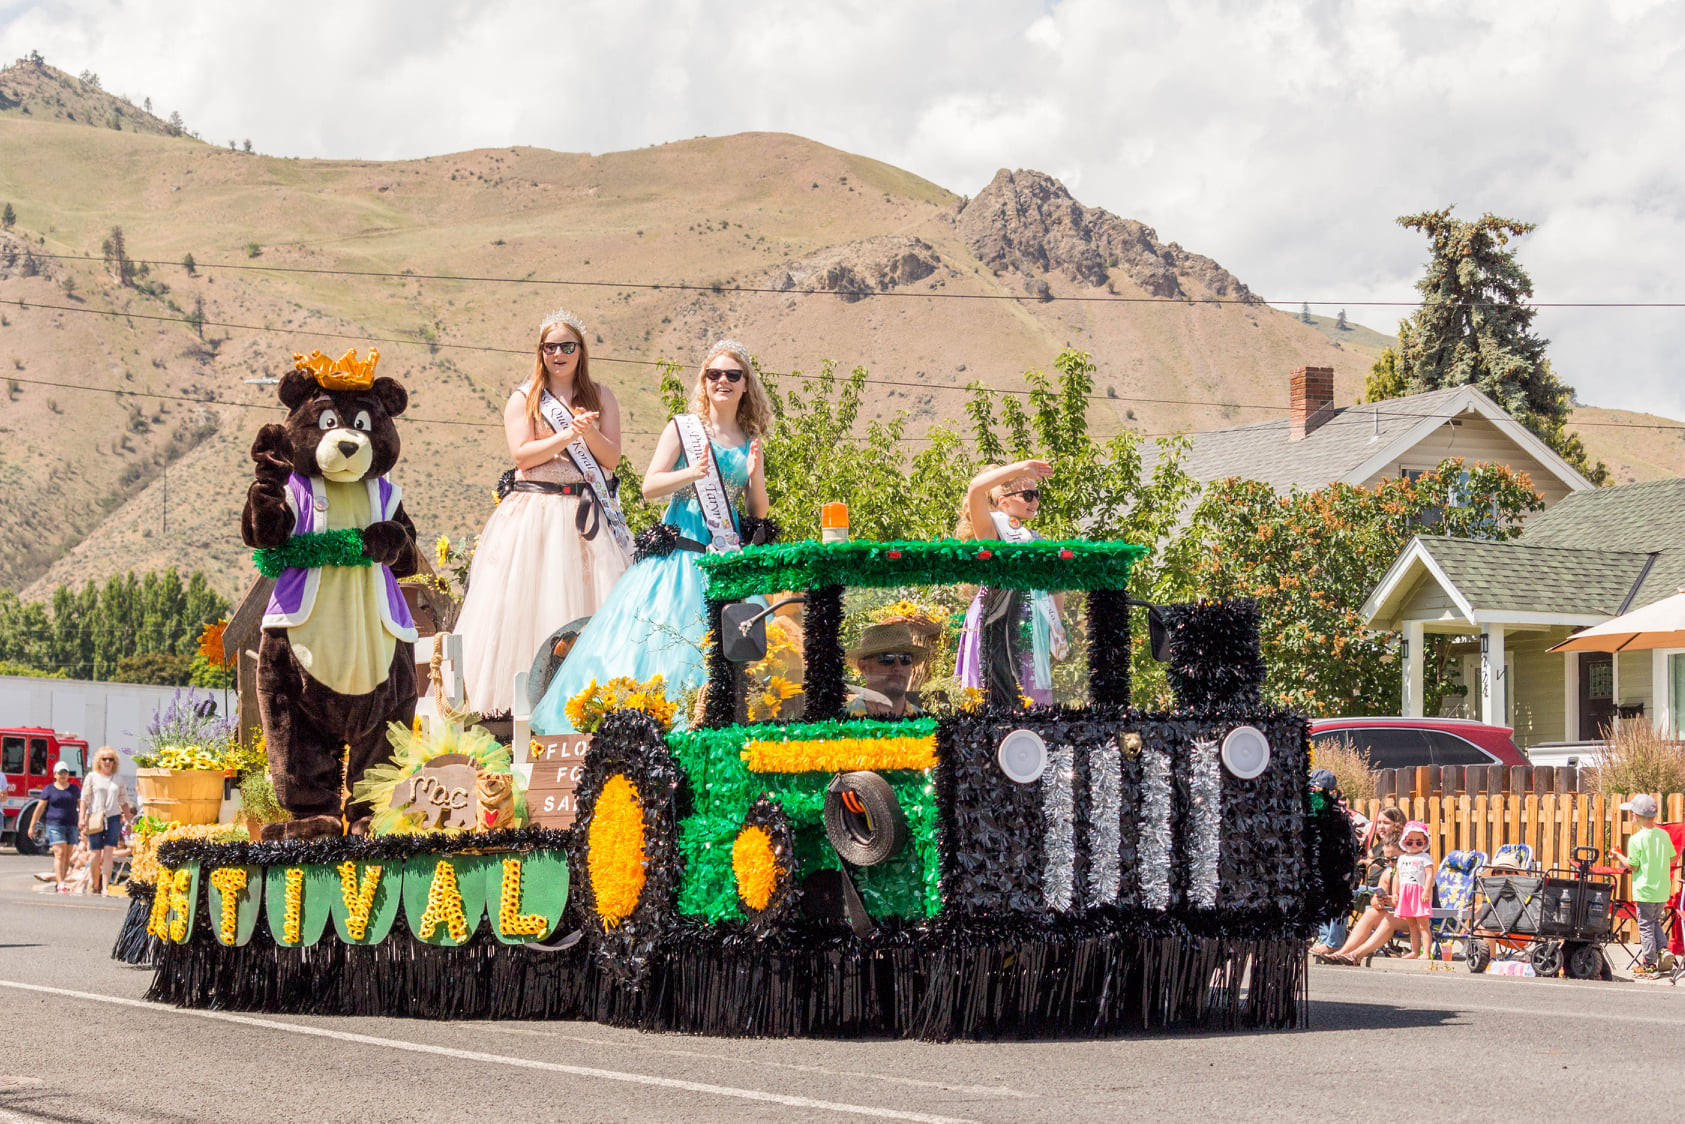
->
[1391, 207, 1607, 484]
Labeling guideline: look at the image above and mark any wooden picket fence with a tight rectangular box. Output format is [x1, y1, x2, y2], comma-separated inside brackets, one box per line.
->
[1372, 765, 1584, 801]
[1354, 791, 1685, 941]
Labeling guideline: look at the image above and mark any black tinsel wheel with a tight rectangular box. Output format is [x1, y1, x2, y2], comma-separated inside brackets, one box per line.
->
[732, 796, 801, 932]
[570, 708, 685, 983]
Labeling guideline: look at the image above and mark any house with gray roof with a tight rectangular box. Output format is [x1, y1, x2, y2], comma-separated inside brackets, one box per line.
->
[1178, 367, 1593, 503]
[1363, 477, 1685, 749]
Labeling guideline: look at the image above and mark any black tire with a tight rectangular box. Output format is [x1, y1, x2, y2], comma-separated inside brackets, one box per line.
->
[1565, 942, 1606, 981]
[1466, 938, 1492, 973]
[1530, 940, 1564, 978]
[823, 772, 906, 867]
[13, 801, 45, 856]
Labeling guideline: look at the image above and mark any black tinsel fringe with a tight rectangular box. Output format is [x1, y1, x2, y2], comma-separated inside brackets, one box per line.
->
[1161, 599, 1266, 713]
[802, 584, 845, 721]
[155, 826, 574, 869]
[1087, 587, 1132, 707]
[147, 899, 1307, 1038]
[702, 598, 737, 728]
[112, 885, 161, 966]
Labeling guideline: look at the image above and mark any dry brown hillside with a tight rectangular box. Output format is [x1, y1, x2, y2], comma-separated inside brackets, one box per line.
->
[0, 63, 1673, 602]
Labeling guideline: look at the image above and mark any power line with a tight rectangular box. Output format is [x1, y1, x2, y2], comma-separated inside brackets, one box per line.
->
[7, 298, 1683, 435]
[25, 252, 1685, 307]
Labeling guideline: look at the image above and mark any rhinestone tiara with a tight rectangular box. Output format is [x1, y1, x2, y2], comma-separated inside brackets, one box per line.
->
[705, 338, 751, 366]
[540, 306, 586, 334]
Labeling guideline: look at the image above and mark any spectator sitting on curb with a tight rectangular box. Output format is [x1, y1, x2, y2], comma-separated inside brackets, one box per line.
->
[1319, 832, 1404, 965]
[1609, 794, 1677, 978]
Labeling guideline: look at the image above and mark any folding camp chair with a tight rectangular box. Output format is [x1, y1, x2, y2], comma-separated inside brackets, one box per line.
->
[1490, 843, 1534, 871]
[1431, 849, 1486, 958]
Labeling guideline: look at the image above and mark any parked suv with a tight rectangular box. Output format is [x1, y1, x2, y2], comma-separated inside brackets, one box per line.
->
[1309, 717, 1526, 771]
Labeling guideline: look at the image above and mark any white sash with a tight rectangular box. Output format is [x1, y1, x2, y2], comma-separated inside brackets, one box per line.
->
[674, 414, 742, 553]
[531, 384, 634, 558]
[991, 513, 1068, 667]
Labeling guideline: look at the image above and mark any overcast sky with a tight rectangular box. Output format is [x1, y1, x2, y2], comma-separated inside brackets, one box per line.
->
[4, 0, 1681, 418]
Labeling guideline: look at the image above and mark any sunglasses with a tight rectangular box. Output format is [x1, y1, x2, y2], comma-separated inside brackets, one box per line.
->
[872, 653, 916, 667]
[1005, 488, 1042, 502]
[541, 340, 580, 356]
[704, 368, 745, 383]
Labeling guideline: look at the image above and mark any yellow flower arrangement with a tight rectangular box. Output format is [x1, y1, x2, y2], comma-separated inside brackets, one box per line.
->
[565, 676, 677, 734]
[741, 735, 938, 774]
[731, 825, 782, 912]
[197, 619, 232, 669]
[147, 867, 174, 939]
[586, 774, 647, 926]
[417, 859, 470, 942]
[434, 534, 451, 568]
[167, 867, 194, 943]
[209, 867, 248, 945]
[283, 868, 304, 944]
[497, 857, 549, 937]
[337, 862, 383, 942]
[130, 822, 248, 888]
[748, 674, 804, 723]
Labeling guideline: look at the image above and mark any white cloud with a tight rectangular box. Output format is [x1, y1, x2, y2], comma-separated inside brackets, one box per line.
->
[3, 0, 1680, 415]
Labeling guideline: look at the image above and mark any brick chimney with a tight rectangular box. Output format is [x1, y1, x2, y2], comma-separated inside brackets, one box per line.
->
[1289, 365, 1335, 441]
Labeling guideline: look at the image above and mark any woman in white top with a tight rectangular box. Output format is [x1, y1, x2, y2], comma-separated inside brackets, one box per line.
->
[79, 747, 132, 894]
[455, 307, 631, 717]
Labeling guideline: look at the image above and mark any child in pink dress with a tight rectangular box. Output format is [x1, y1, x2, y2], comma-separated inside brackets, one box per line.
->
[1393, 821, 1436, 959]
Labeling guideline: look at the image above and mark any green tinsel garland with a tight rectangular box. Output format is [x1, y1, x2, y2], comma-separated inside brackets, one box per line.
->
[252, 528, 372, 578]
[697, 538, 1147, 601]
[667, 721, 942, 923]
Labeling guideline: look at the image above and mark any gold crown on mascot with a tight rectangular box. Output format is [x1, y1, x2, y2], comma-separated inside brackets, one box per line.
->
[292, 347, 380, 390]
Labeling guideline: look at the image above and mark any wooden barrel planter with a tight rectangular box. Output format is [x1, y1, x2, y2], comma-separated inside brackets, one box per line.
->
[135, 768, 225, 825]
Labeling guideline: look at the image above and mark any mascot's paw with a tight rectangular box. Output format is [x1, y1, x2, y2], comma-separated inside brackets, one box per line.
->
[259, 821, 288, 843]
[361, 519, 410, 566]
[348, 816, 373, 838]
[282, 814, 344, 841]
[250, 423, 294, 487]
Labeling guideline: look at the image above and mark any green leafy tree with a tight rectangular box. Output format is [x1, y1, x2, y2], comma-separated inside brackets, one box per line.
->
[1184, 458, 1544, 716]
[113, 651, 193, 686]
[1390, 207, 1607, 484]
[1364, 347, 1407, 402]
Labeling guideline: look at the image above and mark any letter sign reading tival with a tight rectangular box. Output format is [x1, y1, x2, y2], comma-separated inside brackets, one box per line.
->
[526, 734, 592, 830]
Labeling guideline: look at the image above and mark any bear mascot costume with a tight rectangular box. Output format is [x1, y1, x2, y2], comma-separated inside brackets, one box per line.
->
[243, 348, 420, 841]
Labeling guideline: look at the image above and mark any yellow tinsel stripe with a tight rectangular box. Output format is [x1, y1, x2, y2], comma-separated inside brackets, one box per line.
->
[417, 859, 469, 942]
[586, 774, 647, 927]
[497, 857, 548, 937]
[337, 861, 382, 942]
[147, 866, 174, 938]
[283, 868, 304, 944]
[209, 867, 248, 945]
[168, 867, 194, 943]
[741, 735, 937, 773]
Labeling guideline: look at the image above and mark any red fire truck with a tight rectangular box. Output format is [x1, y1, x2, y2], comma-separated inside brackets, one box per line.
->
[1, 728, 90, 856]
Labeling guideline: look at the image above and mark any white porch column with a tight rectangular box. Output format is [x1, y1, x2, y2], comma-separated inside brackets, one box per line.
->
[1402, 621, 1426, 718]
[1564, 651, 1579, 742]
[1481, 626, 1506, 726]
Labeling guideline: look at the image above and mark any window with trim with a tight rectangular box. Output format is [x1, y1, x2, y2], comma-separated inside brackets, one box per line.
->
[1, 737, 23, 775]
[28, 738, 49, 776]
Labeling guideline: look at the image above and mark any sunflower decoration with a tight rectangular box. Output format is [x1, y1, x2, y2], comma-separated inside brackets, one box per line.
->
[742, 613, 808, 723]
[565, 675, 678, 733]
[197, 619, 232, 669]
[350, 721, 526, 836]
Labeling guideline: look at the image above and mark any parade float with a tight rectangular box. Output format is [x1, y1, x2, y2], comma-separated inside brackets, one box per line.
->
[120, 537, 1353, 1036]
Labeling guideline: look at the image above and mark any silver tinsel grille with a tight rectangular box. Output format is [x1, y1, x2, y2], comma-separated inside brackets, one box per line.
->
[1189, 737, 1223, 909]
[1087, 739, 1123, 907]
[1140, 744, 1173, 910]
[1041, 744, 1076, 911]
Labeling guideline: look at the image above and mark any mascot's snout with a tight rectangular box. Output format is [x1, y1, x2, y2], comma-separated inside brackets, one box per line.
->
[317, 426, 374, 482]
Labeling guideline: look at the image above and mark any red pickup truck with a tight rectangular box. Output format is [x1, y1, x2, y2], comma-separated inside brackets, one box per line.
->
[1, 727, 90, 855]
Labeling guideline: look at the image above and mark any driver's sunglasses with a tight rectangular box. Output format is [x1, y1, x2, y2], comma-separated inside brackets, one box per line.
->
[541, 340, 580, 356]
[704, 368, 745, 383]
[1005, 488, 1042, 502]
[873, 653, 916, 667]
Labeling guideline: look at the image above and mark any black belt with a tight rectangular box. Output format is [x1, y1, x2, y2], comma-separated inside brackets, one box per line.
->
[507, 480, 608, 541]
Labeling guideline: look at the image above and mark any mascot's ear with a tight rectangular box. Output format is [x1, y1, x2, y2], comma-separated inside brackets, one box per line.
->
[371, 376, 408, 418]
[278, 370, 319, 410]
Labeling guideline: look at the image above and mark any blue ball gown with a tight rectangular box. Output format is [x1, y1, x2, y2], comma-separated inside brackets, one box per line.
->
[529, 436, 755, 733]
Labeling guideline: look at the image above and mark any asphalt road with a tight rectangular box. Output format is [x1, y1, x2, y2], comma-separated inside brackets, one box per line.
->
[2, 851, 1682, 1123]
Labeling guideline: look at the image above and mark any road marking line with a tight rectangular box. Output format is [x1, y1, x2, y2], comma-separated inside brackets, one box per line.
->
[0, 980, 979, 1124]
[471, 1023, 1033, 1098]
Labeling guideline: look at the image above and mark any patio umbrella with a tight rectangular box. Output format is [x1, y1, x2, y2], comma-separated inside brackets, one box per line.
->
[1549, 588, 1685, 652]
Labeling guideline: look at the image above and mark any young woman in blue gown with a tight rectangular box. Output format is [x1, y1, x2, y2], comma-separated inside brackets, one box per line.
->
[530, 340, 771, 733]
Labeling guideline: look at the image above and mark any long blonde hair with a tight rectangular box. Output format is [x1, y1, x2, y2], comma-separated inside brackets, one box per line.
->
[688, 341, 773, 438]
[526, 320, 601, 431]
[954, 467, 1037, 539]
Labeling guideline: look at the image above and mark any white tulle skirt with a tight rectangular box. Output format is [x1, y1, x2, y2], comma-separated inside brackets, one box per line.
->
[455, 491, 628, 716]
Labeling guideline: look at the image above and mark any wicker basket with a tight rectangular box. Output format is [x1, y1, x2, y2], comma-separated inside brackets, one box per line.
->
[135, 768, 225, 825]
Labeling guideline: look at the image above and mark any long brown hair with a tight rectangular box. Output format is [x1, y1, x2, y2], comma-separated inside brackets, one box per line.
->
[526, 321, 601, 432]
